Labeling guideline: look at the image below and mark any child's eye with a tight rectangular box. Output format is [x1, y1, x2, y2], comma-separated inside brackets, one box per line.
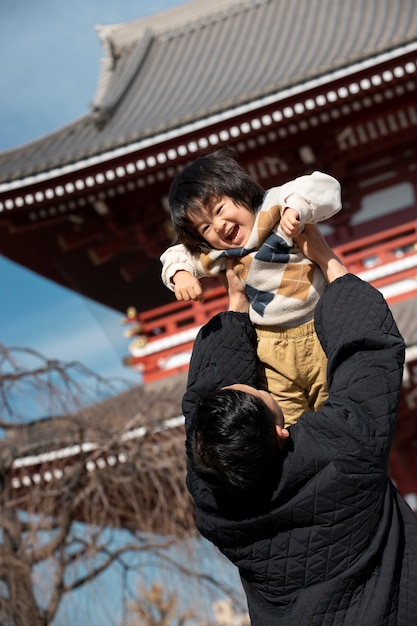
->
[215, 205, 223, 215]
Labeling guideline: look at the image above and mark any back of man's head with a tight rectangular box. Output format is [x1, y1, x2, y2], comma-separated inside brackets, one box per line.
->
[187, 388, 280, 494]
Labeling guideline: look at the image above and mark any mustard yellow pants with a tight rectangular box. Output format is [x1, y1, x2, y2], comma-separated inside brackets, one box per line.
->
[255, 319, 328, 427]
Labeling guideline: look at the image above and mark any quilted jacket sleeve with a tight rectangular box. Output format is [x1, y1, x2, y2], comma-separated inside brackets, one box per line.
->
[182, 312, 257, 433]
[314, 274, 405, 463]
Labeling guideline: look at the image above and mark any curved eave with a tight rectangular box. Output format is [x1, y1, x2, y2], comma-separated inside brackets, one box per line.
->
[1, 41, 416, 206]
[1, 0, 417, 187]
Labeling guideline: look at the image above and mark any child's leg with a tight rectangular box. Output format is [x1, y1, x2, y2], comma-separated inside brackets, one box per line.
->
[256, 360, 310, 426]
[306, 331, 328, 412]
[255, 320, 328, 427]
[256, 324, 311, 427]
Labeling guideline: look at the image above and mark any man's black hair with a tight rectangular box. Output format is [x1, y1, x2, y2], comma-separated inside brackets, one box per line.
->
[186, 388, 280, 494]
[168, 148, 265, 254]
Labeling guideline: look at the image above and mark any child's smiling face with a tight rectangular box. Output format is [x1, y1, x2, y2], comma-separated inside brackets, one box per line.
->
[189, 196, 256, 250]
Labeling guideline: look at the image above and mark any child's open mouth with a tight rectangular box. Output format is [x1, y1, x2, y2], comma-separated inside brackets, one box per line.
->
[226, 225, 240, 242]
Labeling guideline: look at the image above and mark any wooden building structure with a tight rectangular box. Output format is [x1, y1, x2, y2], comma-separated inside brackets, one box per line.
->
[1, 0, 417, 525]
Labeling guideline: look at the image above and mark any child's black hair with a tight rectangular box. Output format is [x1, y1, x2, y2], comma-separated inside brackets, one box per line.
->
[168, 148, 265, 253]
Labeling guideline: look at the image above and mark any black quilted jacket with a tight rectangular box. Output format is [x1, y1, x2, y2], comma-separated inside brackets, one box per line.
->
[183, 275, 417, 625]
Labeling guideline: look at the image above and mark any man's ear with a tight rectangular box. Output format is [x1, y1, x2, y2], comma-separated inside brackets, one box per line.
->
[275, 424, 289, 440]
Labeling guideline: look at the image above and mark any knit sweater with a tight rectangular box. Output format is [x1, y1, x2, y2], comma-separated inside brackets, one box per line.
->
[161, 171, 342, 327]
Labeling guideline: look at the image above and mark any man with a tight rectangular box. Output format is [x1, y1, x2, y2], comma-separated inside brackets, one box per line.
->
[183, 226, 417, 625]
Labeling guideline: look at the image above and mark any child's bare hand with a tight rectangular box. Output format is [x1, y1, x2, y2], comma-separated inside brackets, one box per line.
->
[280, 207, 303, 238]
[172, 271, 204, 302]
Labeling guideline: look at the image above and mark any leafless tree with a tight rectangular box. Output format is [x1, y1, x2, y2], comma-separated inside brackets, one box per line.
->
[122, 583, 197, 626]
[123, 583, 250, 626]
[0, 344, 247, 626]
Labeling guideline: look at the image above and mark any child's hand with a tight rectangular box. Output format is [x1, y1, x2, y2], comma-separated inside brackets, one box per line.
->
[280, 207, 303, 238]
[172, 270, 204, 302]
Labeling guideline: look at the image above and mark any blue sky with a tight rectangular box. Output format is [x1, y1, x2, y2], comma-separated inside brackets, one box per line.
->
[0, 0, 181, 383]
[0, 5, 242, 623]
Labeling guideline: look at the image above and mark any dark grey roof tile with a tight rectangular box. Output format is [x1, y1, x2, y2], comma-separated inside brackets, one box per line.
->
[1, 0, 416, 182]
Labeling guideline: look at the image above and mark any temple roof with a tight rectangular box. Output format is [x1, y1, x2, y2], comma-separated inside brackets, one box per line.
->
[1, 0, 417, 184]
[1, 371, 193, 535]
[3, 371, 188, 461]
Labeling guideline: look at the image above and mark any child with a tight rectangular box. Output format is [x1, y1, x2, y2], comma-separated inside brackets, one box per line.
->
[160, 149, 342, 426]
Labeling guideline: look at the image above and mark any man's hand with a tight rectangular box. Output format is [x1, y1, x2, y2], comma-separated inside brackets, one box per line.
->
[172, 270, 204, 302]
[219, 259, 249, 313]
[294, 224, 348, 283]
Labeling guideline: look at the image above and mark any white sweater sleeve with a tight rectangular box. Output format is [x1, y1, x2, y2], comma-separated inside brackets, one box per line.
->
[160, 244, 206, 291]
[277, 171, 342, 224]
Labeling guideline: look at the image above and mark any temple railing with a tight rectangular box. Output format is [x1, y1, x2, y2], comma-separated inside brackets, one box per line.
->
[124, 220, 417, 383]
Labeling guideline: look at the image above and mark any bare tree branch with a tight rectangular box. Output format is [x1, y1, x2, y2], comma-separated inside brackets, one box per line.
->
[0, 343, 246, 625]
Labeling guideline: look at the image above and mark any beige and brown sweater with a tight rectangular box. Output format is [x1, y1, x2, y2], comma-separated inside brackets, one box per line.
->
[161, 171, 341, 327]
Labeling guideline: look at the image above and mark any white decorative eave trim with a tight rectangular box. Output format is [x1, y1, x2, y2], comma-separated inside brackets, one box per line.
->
[1, 41, 416, 197]
[10, 414, 185, 489]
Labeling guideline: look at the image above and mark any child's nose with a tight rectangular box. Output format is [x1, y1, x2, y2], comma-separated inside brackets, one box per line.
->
[213, 216, 222, 233]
